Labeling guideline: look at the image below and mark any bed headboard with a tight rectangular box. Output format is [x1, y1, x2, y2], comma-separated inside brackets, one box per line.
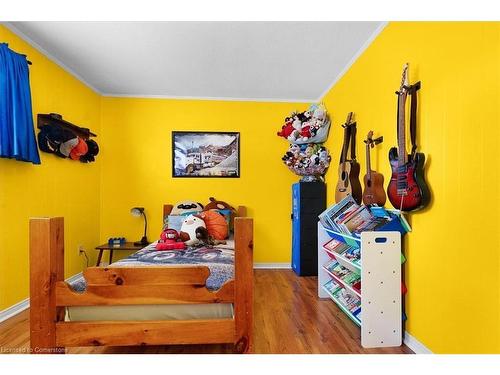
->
[163, 204, 247, 219]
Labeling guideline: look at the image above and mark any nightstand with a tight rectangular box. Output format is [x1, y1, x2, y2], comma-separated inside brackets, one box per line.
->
[95, 242, 145, 266]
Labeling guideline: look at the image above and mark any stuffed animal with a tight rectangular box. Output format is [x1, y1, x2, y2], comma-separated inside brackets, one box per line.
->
[198, 210, 229, 240]
[179, 214, 207, 246]
[288, 129, 300, 141]
[312, 105, 326, 122]
[156, 228, 186, 251]
[310, 153, 319, 165]
[204, 197, 237, 231]
[204, 197, 236, 213]
[305, 144, 314, 158]
[319, 146, 329, 162]
[300, 124, 311, 140]
[171, 201, 204, 215]
[277, 122, 295, 139]
[277, 104, 329, 143]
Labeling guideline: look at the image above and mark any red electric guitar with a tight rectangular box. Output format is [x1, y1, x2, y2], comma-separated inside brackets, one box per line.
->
[387, 63, 430, 211]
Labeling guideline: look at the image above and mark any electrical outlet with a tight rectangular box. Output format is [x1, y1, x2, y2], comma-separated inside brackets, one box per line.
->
[78, 244, 85, 256]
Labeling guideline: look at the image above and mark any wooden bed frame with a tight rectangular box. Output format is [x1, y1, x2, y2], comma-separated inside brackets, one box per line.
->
[29, 205, 253, 354]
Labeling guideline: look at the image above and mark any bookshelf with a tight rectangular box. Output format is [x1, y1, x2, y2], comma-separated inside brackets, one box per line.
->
[318, 211, 410, 348]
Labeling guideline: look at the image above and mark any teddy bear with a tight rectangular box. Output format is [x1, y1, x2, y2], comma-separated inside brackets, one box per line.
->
[156, 228, 186, 251]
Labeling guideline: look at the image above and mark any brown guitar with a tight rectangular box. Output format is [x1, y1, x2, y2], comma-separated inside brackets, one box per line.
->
[362, 131, 386, 206]
[335, 112, 362, 204]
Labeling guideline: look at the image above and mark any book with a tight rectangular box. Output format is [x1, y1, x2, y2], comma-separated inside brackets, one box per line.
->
[319, 195, 358, 231]
[323, 239, 350, 254]
[343, 246, 361, 264]
[323, 279, 341, 294]
[340, 206, 374, 233]
[334, 288, 361, 313]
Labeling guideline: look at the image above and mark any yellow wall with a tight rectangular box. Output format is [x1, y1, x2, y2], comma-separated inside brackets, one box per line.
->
[322, 22, 500, 353]
[2, 21, 499, 354]
[0, 25, 101, 310]
[100, 98, 305, 263]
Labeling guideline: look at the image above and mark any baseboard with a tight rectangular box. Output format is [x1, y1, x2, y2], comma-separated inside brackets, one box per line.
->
[254, 263, 291, 269]
[0, 298, 29, 323]
[0, 272, 83, 324]
[404, 331, 433, 354]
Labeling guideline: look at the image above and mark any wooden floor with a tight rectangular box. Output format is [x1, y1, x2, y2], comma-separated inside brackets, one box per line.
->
[0, 270, 412, 354]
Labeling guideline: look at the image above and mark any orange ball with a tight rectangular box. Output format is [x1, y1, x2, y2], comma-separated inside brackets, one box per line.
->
[199, 210, 228, 240]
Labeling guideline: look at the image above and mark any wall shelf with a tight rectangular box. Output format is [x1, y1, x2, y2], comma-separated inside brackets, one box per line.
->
[37, 113, 97, 140]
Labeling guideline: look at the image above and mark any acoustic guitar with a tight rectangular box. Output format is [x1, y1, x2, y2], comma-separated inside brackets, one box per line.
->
[387, 63, 430, 211]
[335, 112, 362, 204]
[362, 131, 386, 206]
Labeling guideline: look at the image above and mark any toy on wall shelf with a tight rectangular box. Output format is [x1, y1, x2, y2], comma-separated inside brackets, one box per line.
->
[276, 103, 330, 144]
[281, 143, 331, 181]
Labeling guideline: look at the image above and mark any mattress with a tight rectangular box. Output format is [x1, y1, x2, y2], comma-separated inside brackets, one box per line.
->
[67, 239, 235, 321]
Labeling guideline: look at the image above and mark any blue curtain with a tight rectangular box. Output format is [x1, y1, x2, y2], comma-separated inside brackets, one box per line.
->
[0, 43, 40, 164]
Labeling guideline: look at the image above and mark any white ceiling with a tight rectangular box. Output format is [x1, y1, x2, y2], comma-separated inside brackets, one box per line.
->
[6, 21, 384, 102]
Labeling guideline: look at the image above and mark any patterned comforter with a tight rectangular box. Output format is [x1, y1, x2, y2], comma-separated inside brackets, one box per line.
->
[70, 239, 235, 292]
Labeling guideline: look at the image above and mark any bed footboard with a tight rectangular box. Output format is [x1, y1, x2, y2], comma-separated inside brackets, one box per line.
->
[29, 214, 253, 353]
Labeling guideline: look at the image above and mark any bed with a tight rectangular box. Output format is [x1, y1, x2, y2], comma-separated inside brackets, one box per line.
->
[29, 204, 253, 353]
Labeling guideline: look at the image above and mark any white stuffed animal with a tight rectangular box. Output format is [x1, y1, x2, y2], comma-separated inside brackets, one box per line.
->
[179, 214, 207, 246]
[313, 105, 326, 122]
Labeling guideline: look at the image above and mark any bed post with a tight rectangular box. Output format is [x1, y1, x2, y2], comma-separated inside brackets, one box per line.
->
[236, 206, 247, 217]
[233, 216, 253, 353]
[29, 217, 65, 354]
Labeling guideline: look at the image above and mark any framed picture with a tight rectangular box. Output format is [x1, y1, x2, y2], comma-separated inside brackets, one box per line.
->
[172, 131, 240, 178]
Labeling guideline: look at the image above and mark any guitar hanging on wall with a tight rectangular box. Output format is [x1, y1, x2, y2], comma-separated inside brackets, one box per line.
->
[362, 131, 386, 206]
[387, 63, 430, 211]
[335, 112, 362, 204]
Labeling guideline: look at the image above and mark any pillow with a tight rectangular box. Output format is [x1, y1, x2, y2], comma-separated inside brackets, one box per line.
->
[204, 197, 237, 231]
[211, 209, 231, 229]
[204, 197, 236, 212]
[198, 210, 229, 240]
[171, 200, 204, 215]
[163, 215, 186, 232]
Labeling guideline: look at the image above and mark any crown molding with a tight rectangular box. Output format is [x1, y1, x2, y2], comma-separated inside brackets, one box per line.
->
[102, 93, 313, 103]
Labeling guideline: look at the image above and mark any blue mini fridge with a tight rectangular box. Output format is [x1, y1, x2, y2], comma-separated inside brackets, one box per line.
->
[291, 181, 326, 276]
